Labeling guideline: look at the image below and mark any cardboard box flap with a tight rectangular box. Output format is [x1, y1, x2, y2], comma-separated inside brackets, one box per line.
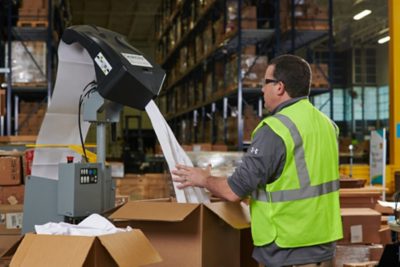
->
[205, 201, 251, 229]
[10, 233, 95, 266]
[109, 201, 199, 222]
[0, 235, 23, 260]
[0, 151, 24, 157]
[98, 229, 162, 266]
[341, 208, 381, 216]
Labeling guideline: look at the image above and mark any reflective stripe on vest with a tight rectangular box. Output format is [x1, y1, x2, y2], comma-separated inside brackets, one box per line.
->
[252, 113, 340, 203]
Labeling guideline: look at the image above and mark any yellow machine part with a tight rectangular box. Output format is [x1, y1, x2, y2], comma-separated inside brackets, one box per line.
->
[26, 144, 97, 163]
[388, 0, 400, 194]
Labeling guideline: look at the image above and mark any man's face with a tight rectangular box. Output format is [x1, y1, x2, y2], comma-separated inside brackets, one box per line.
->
[262, 65, 280, 112]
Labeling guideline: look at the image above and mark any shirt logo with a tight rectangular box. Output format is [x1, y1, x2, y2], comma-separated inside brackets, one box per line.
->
[250, 147, 259, 154]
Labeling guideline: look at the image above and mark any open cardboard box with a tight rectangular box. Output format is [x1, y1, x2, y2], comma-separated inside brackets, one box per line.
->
[109, 200, 258, 267]
[2, 229, 161, 267]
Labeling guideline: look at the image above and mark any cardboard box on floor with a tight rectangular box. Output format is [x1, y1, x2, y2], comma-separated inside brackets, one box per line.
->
[3, 229, 161, 267]
[0, 205, 23, 235]
[109, 200, 258, 267]
[340, 208, 381, 245]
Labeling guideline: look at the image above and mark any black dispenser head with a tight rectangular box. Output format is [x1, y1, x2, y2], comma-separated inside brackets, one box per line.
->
[62, 25, 166, 110]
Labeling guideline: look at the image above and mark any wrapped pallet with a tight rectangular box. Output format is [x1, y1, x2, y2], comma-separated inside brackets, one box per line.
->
[6, 41, 46, 85]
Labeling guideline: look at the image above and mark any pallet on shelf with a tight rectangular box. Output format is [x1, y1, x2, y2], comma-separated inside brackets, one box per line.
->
[17, 20, 48, 28]
[12, 82, 47, 88]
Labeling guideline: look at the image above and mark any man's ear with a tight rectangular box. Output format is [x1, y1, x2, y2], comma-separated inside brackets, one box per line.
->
[276, 81, 286, 96]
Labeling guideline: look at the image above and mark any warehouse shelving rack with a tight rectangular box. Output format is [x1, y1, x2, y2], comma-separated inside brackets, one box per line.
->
[155, 0, 334, 150]
[0, 0, 66, 136]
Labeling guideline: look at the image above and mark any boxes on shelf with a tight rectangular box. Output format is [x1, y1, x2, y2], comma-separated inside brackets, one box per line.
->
[187, 79, 195, 107]
[115, 173, 171, 201]
[214, 60, 225, 93]
[195, 33, 204, 59]
[192, 143, 213, 152]
[0, 150, 24, 186]
[7, 41, 47, 85]
[241, 55, 268, 87]
[243, 105, 260, 142]
[280, 0, 329, 32]
[204, 70, 213, 99]
[226, 54, 239, 88]
[310, 63, 329, 88]
[194, 77, 204, 104]
[188, 41, 196, 68]
[225, 4, 257, 32]
[0, 204, 23, 235]
[241, 6, 257, 29]
[109, 201, 258, 267]
[0, 185, 25, 205]
[179, 46, 188, 74]
[203, 22, 214, 54]
[213, 17, 225, 45]
[18, 0, 49, 24]
[0, 157, 22, 186]
[226, 117, 238, 145]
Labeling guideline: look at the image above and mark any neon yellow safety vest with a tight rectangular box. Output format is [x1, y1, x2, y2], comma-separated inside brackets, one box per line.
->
[250, 99, 343, 247]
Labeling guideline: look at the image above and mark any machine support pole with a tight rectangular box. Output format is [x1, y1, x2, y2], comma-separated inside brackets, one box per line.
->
[389, 0, 400, 167]
[96, 123, 107, 166]
[97, 122, 106, 211]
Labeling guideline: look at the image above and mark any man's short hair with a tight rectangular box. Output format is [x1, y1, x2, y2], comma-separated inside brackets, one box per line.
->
[269, 54, 311, 97]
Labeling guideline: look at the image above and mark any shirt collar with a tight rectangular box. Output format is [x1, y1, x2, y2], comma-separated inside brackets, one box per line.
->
[270, 96, 309, 115]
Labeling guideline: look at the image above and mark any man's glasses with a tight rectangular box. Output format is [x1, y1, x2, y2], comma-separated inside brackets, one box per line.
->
[263, 79, 280, 86]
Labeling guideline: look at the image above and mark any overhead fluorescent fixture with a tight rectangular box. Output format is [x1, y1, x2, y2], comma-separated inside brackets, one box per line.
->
[378, 36, 390, 44]
[353, 9, 371, 20]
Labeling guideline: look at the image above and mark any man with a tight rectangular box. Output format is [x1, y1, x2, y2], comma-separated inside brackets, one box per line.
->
[172, 54, 343, 267]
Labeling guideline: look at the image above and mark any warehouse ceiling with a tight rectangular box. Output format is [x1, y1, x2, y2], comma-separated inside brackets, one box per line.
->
[67, 0, 162, 59]
[331, 0, 388, 50]
[66, 0, 388, 56]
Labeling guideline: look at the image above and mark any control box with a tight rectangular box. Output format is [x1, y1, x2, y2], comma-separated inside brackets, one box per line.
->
[57, 162, 115, 217]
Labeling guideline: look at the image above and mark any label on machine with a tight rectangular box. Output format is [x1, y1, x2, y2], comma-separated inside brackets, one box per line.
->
[121, 53, 153, 68]
[95, 52, 112, 75]
[79, 168, 98, 184]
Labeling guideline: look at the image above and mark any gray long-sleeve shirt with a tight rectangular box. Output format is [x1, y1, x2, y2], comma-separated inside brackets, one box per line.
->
[227, 97, 335, 267]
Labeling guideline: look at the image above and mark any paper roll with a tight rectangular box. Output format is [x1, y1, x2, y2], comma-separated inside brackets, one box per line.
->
[31, 41, 95, 179]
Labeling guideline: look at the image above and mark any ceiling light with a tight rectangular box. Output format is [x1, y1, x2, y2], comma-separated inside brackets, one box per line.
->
[378, 36, 390, 44]
[353, 9, 372, 20]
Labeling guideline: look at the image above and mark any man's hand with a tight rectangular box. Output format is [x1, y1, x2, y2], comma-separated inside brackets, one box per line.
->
[172, 164, 212, 189]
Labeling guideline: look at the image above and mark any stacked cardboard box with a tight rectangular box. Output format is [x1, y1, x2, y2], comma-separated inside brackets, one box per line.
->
[18, 100, 46, 135]
[340, 208, 381, 245]
[0, 204, 23, 266]
[225, 4, 257, 33]
[280, 0, 329, 32]
[115, 173, 172, 201]
[18, 0, 48, 26]
[339, 188, 381, 209]
[0, 205, 23, 235]
[310, 63, 329, 88]
[0, 151, 25, 206]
